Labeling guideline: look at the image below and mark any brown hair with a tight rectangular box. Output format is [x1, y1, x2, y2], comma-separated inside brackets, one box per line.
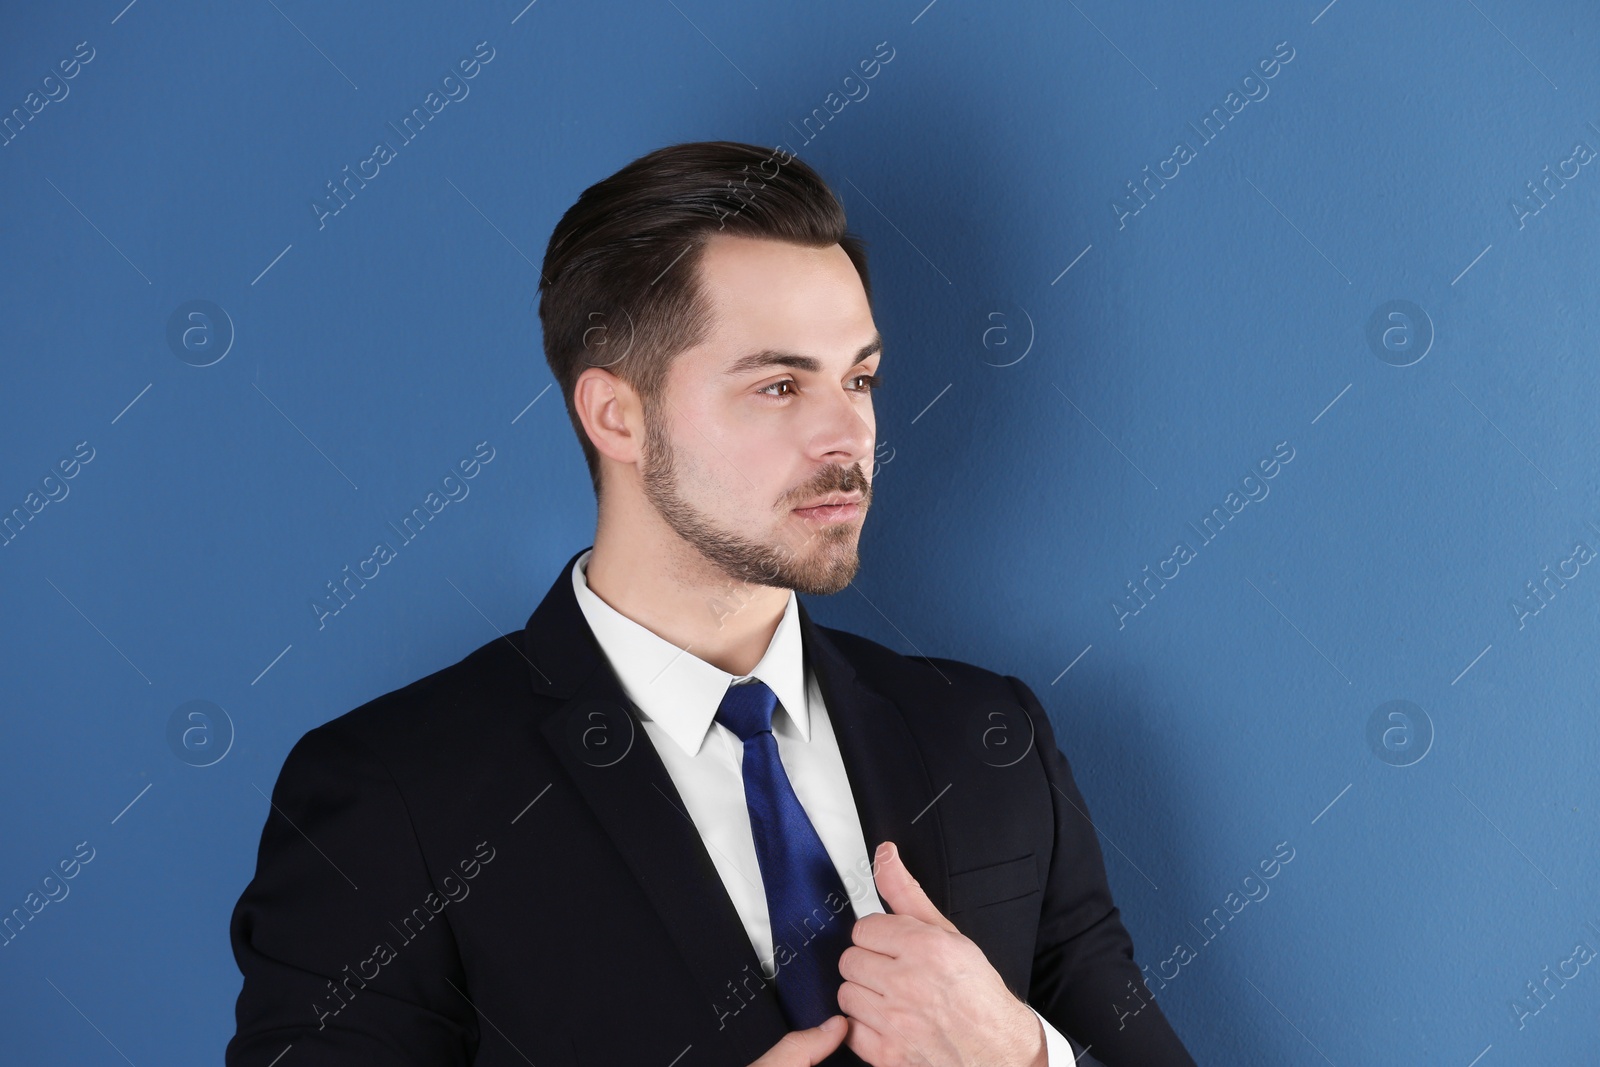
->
[536, 140, 872, 497]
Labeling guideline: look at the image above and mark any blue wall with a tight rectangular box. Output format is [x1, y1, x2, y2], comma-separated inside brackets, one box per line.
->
[3, 1, 1597, 1063]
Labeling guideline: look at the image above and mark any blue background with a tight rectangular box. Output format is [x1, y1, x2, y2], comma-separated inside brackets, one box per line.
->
[3, 1, 1597, 1063]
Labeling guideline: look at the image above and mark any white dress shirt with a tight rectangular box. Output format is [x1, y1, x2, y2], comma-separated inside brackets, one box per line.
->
[571, 548, 1077, 1064]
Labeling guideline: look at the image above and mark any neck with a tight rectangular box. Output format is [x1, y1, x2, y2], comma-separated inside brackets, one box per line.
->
[586, 515, 790, 679]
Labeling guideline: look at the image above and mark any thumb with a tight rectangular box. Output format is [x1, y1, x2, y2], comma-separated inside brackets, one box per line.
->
[750, 1015, 848, 1066]
[873, 841, 956, 931]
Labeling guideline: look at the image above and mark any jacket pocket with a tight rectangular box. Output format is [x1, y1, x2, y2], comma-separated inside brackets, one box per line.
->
[947, 852, 1038, 912]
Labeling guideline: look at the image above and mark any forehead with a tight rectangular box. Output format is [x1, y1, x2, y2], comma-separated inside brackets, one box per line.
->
[687, 234, 876, 367]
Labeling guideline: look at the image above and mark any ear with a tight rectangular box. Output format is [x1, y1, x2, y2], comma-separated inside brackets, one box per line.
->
[573, 366, 642, 466]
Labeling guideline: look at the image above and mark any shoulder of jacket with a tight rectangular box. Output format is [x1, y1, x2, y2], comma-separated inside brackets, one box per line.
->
[310, 631, 529, 754]
[817, 624, 1012, 692]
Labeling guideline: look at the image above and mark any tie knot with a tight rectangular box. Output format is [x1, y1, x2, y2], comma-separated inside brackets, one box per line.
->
[714, 679, 779, 742]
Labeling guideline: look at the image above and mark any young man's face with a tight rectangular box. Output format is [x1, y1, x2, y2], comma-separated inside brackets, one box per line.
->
[638, 233, 879, 596]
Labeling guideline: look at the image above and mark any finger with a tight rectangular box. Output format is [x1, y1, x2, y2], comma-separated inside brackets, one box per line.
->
[837, 985, 892, 1065]
[751, 1014, 848, 1066]
[837, 941, 894, 996]
[872, 840, 957, 932]
[847, 912, 925, 957]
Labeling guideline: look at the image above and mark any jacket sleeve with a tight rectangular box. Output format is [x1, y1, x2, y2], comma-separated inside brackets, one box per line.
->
[226, 721, 477, 1065]
[1005, 675, 1198, 1067]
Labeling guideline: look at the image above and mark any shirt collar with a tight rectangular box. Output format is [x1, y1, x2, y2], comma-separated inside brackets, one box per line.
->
[570, 548, 810, 757]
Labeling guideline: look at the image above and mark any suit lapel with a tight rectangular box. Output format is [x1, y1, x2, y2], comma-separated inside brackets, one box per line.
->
[796, 595, 952, 920]
[522, 549, 951, 1058]
[527, 551, 785, 1059]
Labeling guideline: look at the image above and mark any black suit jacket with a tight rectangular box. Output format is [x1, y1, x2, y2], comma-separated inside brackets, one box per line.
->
[227, 547, 1196, 1066]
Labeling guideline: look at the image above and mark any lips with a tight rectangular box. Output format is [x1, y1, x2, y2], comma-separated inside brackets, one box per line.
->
[792, 499, 862, 524]
[793, 492, 863, 510]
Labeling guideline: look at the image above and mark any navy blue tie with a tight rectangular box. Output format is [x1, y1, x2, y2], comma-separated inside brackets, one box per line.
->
[715, 679, 856, 1030]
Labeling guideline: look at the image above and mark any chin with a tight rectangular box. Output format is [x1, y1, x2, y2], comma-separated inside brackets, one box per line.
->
[780, 531, 862, 596]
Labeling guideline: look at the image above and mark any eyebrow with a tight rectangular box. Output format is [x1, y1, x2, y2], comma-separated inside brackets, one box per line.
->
[722, 334, 883, 377]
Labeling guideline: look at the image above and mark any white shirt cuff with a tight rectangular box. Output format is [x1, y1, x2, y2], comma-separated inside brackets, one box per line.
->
[1031, 1005, 1087, 1064]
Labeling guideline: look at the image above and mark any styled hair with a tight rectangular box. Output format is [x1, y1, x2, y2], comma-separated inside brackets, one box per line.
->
[536, 140, 872, 497]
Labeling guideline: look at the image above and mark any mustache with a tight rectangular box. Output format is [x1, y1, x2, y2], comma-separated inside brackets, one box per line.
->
[791, 465, 871, 504]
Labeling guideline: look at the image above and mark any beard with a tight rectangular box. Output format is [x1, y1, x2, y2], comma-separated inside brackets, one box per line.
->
[637, 398, 868, 596]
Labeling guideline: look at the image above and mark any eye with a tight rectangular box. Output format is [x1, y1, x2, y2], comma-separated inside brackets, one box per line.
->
[757, 373, 882, 399]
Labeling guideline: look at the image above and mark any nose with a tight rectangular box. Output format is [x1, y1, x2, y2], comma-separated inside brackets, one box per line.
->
[808, 385, 874, 466]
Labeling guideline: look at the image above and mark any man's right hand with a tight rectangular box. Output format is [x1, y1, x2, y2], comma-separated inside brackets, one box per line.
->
[748, 1015, 849, 1066]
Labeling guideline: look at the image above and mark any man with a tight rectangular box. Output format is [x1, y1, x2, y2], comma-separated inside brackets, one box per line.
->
[227, 140, 1196, 1066]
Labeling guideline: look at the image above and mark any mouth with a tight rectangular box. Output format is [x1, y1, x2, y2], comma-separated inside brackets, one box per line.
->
[792, 492, 864, 524]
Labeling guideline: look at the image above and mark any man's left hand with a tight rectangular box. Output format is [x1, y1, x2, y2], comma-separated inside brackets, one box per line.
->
[837, 840, 1046, 1067]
